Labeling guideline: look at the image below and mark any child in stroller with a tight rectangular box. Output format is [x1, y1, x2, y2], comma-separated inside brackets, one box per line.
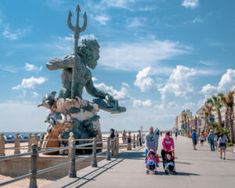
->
[162, 150, 176, 175]
[145, 149, 160, 174]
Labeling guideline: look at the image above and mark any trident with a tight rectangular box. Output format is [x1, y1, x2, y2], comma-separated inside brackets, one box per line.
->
[67, 4, 87, 98]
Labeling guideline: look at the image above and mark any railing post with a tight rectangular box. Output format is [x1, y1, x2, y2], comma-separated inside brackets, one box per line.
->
[91, 137, 97, 167]
[0, 134, 5, 156]
[127, 133, 132, 151]
[113, 137, 119, 157]
[68, 132, 76, 178]
[106, 137, 111, 160]
[116, 136, 119, 155]
[14, 133, 21, 154]
[29, 144, 38, 188]
[28, 133, 32, 152]
[136, 134, 139, 147]
[133, 134, 136, 148]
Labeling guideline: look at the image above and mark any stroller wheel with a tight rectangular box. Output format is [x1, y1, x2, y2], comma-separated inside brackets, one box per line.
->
[154, 170, 158, 175]
[165, 169, 169, 175]
[146, 170, 149, 174]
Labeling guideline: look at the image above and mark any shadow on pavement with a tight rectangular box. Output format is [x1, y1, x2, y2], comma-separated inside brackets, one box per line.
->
[156, 171, 199, 176]
[61, 159, 124, 188]
[175, 161, 192, 165]
[119, 151, 145, 160]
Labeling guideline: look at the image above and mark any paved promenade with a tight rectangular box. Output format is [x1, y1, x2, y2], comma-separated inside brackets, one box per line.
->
[48, 136, 235, 188]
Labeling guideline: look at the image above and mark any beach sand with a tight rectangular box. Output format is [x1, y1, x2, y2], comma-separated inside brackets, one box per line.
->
[0, 175, 53, 188]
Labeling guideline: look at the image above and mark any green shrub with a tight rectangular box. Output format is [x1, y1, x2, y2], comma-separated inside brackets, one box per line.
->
[227, 142, 234, 147]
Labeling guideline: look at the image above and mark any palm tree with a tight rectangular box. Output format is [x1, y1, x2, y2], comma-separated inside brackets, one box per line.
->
[221, 91, 235, 143]
[206, 94, 223, 128]
[202, 103, 213, 131]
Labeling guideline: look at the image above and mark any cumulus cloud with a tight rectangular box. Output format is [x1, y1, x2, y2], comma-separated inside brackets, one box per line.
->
[100, 40, 190, 71]
[218, 69, 235, 91]
[12, 77, 46, 90]
[100, 0, 135, 9]
[24, 63, 42, 72]
[133, 99, 152, 107]
[134, 67, 154, 92]
[2, 26, 30, 40]
[158, 65, 197, 99]
[94, 15, 110, 25]
[200, 84, 217, 95]
[94, 82, 128, 100]
[182, 0, 199, 9]
[200, 69, 235, 96]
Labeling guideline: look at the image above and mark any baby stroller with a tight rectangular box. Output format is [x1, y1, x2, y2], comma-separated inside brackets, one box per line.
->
[145, 149, 160, 174]
[162, 150, 176, 175]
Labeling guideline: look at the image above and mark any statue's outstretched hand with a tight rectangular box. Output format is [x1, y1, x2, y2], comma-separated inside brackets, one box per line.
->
[105, 94, 114, 102]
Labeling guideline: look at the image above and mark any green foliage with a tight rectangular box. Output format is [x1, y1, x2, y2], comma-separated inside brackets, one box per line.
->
[216, 127, 230, 136]
[227, 142, 234, 147]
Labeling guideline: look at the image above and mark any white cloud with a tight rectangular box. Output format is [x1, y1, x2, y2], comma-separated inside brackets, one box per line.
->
[218, 69, 235, 92]
[100, 40, 190, 71]
[127, 17, 145, 28]
[94, 82, 128, 100]
[200, 84, 217, 95]
[12, 77, 46, 90]
[100, 0, 135, 9]
[32, 91, 39, 97]
[182, 0, 199, 9]
[192, 17, 203, 24]
[201, 69, 235, 97]
[25, 63, 42, 72]
[2, 26, 30, 40]
[133, 99, 152, 107]
[134, 67, 154, 92]
[158, 65, 197, 99]
[94, 15, 110, 25]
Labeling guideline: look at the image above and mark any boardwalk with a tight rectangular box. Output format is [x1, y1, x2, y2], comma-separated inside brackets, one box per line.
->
[47, 136, 235, 188]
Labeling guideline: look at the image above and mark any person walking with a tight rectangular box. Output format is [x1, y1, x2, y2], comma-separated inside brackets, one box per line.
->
[207, 130, 215, 151]
[199, 132, 206, 146]
[214, 133, 218, 150]
[145, 127, 158, 155]
[175, 131, 178, 140]
[110, 128, 115, 139]
[154, 128, 160, 151]
[218, 133, 228, 160]
[161, 132, 175, 168]
[191, 129, 198, 150]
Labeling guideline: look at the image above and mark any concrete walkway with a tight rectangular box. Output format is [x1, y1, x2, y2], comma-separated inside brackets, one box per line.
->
[47, 136, 235, 188]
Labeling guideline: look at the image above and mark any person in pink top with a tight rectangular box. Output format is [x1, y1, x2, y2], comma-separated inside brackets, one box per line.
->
[162, 132, 174, 152]
[161, 131, 175, 168]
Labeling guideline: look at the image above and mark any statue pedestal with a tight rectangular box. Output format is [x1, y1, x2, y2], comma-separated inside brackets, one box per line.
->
[41, 98, 102, 154]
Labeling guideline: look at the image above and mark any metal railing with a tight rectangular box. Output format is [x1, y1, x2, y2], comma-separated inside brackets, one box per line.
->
[0, 132, 143, 188]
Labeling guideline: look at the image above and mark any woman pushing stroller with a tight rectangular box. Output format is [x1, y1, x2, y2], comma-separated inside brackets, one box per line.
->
[161, 131, 176, 175]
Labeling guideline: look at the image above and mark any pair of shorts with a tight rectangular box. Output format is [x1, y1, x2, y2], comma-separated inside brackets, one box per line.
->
[192, 140, 197, 145]
[219, 143, 226, 149]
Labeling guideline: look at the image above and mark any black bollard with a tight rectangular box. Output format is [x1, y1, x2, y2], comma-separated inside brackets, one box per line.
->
[68, 140, 77, 178]
[29, 144, 38, 188]
[106, 137, 111, 161]
[91, 137, 97, 167]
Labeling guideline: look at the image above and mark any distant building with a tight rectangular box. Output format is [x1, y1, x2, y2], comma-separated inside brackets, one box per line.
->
[175, 109, 192, 134]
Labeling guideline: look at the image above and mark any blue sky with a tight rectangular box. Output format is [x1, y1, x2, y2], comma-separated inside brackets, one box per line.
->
[0, 0, 235, 132]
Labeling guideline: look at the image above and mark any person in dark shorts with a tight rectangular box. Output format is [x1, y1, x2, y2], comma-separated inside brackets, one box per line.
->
[191, 129, 198, 150]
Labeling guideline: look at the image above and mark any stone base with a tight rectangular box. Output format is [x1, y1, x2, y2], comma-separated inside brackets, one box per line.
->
[0, 155, 104, 180]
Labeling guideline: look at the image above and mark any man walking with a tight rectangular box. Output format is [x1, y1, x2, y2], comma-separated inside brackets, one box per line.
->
[191, 129, 198, 150]
[145, 127, 159, 154]
[208, 129, 215, 151]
